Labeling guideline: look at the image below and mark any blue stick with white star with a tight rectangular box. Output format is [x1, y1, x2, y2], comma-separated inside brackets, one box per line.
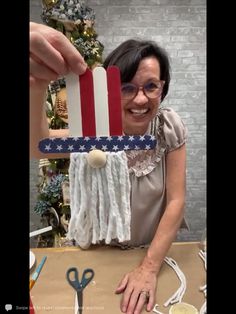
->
[38, 135, 157, 153]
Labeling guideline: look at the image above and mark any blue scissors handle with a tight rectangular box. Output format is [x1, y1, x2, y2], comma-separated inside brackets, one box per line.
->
[80, 268, 94, 288]
[66, 267, 94, 291]
[66, 267, 83, 291]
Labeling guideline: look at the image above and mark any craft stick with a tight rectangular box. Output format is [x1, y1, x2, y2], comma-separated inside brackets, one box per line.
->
[79, 68, 96, 136]
[107, 66, 123, 135]
[30, 226, 52, 238]
[92, 67, 110, 136]
[65, 72, 83, 137]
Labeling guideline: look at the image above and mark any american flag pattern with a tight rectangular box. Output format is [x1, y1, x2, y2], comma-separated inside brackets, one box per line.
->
[38, 66, 157, 154]
[39, 135, 157, 153]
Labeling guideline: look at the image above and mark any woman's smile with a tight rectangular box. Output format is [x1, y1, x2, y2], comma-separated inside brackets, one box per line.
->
[122, 57, 161, 135]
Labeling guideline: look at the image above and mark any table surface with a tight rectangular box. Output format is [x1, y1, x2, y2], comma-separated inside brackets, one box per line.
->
[30, 242, 206, 314]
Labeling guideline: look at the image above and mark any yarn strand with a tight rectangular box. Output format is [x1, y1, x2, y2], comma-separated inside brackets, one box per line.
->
[163, 257, 187, 307]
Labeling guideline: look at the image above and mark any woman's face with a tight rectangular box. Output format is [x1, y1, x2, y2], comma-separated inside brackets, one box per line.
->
[121, 57, 162, 135]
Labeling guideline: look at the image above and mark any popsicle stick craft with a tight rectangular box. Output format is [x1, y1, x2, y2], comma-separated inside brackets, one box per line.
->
[38, 66, 158, 248]
[38, 66, 157, 153]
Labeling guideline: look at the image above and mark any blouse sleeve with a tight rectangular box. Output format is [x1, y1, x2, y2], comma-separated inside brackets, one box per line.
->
[160, 107, 187, 153]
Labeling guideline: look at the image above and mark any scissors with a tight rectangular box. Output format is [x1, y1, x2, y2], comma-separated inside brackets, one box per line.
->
[66, 267, 95, 314]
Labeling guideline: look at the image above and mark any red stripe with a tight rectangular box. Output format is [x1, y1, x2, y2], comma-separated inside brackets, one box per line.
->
[79, 68, 96, 136]
[107, 66, 123, 135]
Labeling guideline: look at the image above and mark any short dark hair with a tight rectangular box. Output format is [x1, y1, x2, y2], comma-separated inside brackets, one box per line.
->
[103, 39, 171, 101]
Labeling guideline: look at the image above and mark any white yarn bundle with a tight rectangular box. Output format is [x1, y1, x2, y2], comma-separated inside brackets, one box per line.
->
[163, 257, 187, 307]
[67, 151, 131, 249]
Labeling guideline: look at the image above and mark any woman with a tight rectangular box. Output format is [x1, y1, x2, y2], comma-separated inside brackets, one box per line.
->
[30, 22, 187, 314]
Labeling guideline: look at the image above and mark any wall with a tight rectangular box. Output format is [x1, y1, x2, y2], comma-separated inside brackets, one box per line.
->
[30, 0, 206, 241]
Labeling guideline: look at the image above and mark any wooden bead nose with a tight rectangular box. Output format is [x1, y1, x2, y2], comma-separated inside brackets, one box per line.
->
[86, 149, 107, 168]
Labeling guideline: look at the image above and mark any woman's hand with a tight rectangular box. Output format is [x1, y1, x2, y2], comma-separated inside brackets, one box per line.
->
[30, 22, 87, 91]
[115, 264, 157, 314]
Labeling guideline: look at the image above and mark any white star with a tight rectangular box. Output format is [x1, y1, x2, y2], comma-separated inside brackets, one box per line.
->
[150, 135, 156, 141]
[107, 136, 113, 141]
[118, 136, 123, 141]
[95, 137, 101, 141]
[113, 145, 119, 151]
[140, 136, 145, 141]
[91, 145, 97, 150]
[45, 144, 51, 151]
[56, 145, 63, 151]
[49, 137, 56, 141]
[68, 145, 74, 151]
[79, 145, 85, 151]
[128, 136, 134, 141]
[72, 137, 79, 141]
[61, 137, 68, 141]
[84, 137, 90, 141]
[124, 145, 130, 150]
[145, 145, 151, 150]
[102, 145, 108, 151]
[135, 145, 140, 150]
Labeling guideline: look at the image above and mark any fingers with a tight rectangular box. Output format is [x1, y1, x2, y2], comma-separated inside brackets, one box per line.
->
[48, 31, 87, 75]
[121, 290, 150, 314]
[115, 274, 129, 294]
[146, 289, 155, 312]
[30, 22, 88, 91]
[120, 287, 134, 313]
[133, 291, 150, 313]
[30, 32, 69, 76]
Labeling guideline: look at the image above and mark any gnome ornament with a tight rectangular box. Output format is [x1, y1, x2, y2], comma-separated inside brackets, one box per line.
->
[39, 66, 157, 248]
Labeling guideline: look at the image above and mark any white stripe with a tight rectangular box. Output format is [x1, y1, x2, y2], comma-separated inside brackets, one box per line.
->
[65, 73, 82, 137]
[93, 67, 110, 136]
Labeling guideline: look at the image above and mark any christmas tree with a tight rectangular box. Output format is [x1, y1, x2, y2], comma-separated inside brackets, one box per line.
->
[34, 0, 104, 247]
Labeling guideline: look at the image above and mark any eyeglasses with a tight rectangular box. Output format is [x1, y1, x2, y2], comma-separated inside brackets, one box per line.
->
[121, 80, 165, 100]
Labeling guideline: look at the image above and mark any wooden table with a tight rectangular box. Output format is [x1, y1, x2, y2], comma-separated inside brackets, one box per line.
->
[30, 242, 206, 313]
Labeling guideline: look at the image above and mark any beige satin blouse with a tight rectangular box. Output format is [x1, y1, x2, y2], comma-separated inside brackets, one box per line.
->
[114, 106, 188, 248]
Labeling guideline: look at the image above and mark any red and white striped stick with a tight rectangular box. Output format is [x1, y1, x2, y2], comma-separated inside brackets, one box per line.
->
[65, 66, 122, 137]
[38, 66, 157, 153]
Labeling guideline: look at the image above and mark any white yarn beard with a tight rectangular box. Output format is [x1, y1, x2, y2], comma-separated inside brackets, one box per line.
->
[67, 151, 131, 249]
